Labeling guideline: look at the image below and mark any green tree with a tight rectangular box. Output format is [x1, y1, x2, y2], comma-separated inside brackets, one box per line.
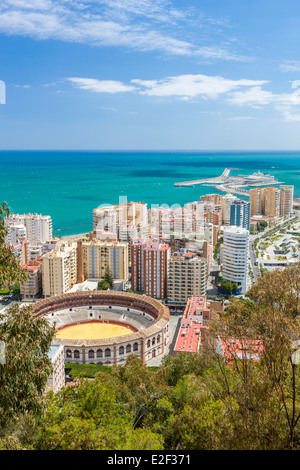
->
[0, 202, 28, 289]
[104, 265, 114, 288]
[0, 303, 55, 428]
[98, 265, 114, 290]
[219, 281, 239, 296]
[11, 377, 164, 450]
[161, 352, 208, 387]
[204, 264, 300, 449]
[162, 375, 233, 450]
[97, 280, 110, 290]
[97, 355, 169, 430]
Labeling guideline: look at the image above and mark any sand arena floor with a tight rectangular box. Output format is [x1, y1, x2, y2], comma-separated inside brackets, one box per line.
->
[55, 322, 134, 340]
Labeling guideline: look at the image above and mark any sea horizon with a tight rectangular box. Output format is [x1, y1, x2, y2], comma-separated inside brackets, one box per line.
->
[2, 149, 300, 153]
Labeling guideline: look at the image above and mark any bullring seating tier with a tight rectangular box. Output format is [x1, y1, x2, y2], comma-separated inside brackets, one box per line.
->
[46, 306, 154, 332]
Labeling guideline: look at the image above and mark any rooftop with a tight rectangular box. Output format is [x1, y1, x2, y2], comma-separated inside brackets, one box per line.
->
[218, 337, 264, 363]
[47, 343, 63, 360]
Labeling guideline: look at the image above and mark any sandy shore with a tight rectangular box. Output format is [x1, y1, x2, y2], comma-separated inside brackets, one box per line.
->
[60, 232, 90, 241]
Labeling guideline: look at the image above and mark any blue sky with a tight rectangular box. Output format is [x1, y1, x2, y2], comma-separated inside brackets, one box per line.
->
[1, 0, 300, 150]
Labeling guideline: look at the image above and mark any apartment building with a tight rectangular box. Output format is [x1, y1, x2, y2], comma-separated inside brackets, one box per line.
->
[160, 235, 213, 274]
[131, 238, 151, 292]
[279, 185, 294, 216]
[249, 187, 280, 218]
[42, 239, 61, 256]
[200, 194, 223, 205]
[230, 200, 251, 230]
[20, 258, 43, 301]
[204, 210, 222, 227]
[11, 241, 27, 267]
[148, 204, 205, 239]
[81, 240, 129, 281]
[221, 194, 237, 225]
[143, 242, 170, 299]
[27, 242, 43, 261]
[131, 239, 170, 298]
[167, 251, 208, 306]
[45, 343, 65, 394]
[93, 202, 148, 235]
[93, 202, 149, 265]
[5, 213, 52, 243]
[42, 243, 77, 297]
[222, 226, 249, 294]
[5, 223, 26, 245]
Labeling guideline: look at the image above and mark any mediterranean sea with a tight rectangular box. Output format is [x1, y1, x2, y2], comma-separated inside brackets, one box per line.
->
[0, 151, 299, 236]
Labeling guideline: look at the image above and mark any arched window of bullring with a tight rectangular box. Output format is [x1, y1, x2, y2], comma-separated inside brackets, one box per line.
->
[126, 344, 131, 353]
[133, 342, 138, 351]
[152, 337, 155, 346]
[105, 348, 111, 357]
[74, 350, 80, 358]
[119, 346, 124, 355]
[88, 350, 94, 359]
[157, 335, 161, 344]
[66, 349, 72, 358]
[97, 349, 103, 358]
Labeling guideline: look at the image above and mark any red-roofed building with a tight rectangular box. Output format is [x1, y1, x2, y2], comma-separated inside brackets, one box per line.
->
[216, 337, 264, 363]
[173, 296, 211, 355]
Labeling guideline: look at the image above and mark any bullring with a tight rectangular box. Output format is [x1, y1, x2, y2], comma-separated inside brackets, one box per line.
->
[33, 291, 170, 365]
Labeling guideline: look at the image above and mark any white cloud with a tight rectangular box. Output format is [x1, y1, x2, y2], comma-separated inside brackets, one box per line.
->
[227, 81, 300, 123]
[228, 86, 275, 106]
[291, 80, 300, 89]
[226, 116, 254, 121]
[0, 0, 250, 60]
[67, 77, 136, 93]
[66, 72, 300, 125]
[275, 105, 300, 122]
[95, 0, 188, 24]
[2, 0, 52, 10]
[280, 61, 300, 73]
[131, 74, 268, 99]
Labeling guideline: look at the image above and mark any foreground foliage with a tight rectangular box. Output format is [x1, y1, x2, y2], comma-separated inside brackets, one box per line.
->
[1, 264, 300, 450]
[0, 202, 29, 289]
[0, 304, 55, 429]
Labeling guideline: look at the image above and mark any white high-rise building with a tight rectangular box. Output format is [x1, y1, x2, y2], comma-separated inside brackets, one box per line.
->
[27, 242, 43, 261]
[5, 213, 52, 243]
[5, 223, 27, 244]
[42, 239, 61, 256]
[93, 202, 148, 236]
[222, 226, 249, 294]
[46, 344, 65, 394]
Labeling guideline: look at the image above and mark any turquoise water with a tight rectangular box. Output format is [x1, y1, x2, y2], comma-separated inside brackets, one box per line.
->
[0, 151, 299, 236]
